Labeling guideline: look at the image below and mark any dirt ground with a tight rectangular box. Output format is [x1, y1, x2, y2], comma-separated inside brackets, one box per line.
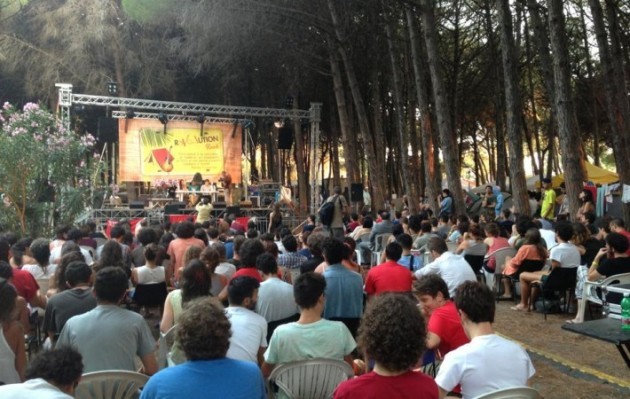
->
[493, 301, 630, 399]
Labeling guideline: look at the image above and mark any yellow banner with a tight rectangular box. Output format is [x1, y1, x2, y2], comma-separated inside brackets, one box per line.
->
[118, 119, 242, 183]
[141, 127, 224, 176]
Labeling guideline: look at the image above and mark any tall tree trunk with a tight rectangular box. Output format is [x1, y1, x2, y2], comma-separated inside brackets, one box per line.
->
[328, 47, 360, 187]
[407, 8, 440, 213]
[547, 0, 586, 218]
[527, 0, 557, 179]
[482, 0, 506, 189]
[419, 0, 465, 213]
[496, 0, 530, 215]
[291, 94, 308, 218]
[590, 0, 630, 222]
[385, 13, 418, 214]
[578, 2, 600, 167]
[327, 0, 386, 212]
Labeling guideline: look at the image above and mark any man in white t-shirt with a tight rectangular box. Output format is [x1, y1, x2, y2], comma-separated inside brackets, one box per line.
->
[225, 276, 267, 365]
[436, 281, 535, 399]
[415, 237, 476, 298]
[255, 253, 299, 332]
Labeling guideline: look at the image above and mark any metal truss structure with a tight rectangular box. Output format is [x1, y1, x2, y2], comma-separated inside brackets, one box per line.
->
[55, 83, 323, 214]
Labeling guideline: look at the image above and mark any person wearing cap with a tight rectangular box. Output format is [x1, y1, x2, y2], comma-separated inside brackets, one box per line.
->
[540, 178, 556, 220]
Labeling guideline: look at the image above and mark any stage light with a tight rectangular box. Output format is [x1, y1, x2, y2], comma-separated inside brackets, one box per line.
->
[107, 81, 118, 96]
[126, 109, 135, 119]
[197, 113, 205, 137]
[158, 112, 168, 135]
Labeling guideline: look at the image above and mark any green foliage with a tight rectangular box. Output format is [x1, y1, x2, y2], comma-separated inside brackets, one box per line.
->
[121, 0, 173, 23]
[0, 102, 100, 236]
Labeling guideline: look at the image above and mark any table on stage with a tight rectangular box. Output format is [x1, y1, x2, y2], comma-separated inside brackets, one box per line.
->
[562, 318, 630, 368]
[175, 189, 224, 203]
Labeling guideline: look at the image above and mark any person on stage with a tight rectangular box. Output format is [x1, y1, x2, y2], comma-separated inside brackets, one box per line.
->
[219, 171, 233, 205]
[190, 173, 203, 191]
[195, 197, 213, 225]
[201, 179, 213, 194]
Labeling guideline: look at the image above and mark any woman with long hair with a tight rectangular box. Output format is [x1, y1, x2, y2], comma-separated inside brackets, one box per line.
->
[0, 279, 26, 384]
[92, 240, 128, 277]
[268, 202, 283, 238]
[576, 189, 595, 220]
[200, 246, 228, 296]
[160, 259, 211, 333]
[501, 228, 548, 298]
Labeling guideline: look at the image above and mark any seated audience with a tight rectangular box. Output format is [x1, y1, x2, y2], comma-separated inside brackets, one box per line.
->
[299, 233, 327, 273]
[501, 228, 547, 298]
[22, 238, 56, 280]
[0, 278, 25, 384]
[365, 242, 413, 298]
[255, 253, 299, 341]
[415, 237, 476, 298]
[333, 294, 438, 399]
[321, 238, 364, 337]
[0, 347, 83, 398]
[262, 272, 356, 378]
[226, 276, 268, 365]
[199, 246, 228, 296]
[435, 281, 535, 399]
[482, 223, 510, 272]
[57, 267, 157, 374]
[277, 234, 308, 272]
[43, 261, 96, 343]
[140, 297, 265, 399]
[397, 234, 422, 272]
[514, 222, 580, 311]
[131, 244, 166, 286]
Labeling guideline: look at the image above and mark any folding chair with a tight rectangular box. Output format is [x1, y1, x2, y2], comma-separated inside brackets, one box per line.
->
[531, 267, 578, 320]
[472, 386, 542, 399]
[484, 247, 517, 293]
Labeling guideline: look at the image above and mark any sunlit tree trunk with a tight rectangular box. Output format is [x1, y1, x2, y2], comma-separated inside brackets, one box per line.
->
[419, 0, 465, 213]
[589, 0, 630, 223]
[547, 0, 586, 218]
[496, 0, 530, 215]
[407, 8, 440, 213]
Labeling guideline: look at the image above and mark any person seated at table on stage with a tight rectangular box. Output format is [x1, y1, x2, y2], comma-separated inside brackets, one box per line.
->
[513, 222, 580, 311]
[435, 281, 535, 399]
[189, 173, 203, 191]
[500, 227, 547, 298]
[333, 293, 438, 399]
[200, 179, 213, 194]
[219, 171, 233, 205]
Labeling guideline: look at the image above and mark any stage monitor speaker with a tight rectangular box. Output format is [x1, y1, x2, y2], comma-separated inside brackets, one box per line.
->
[350, 183, 364, 202]
[164, 202, 186, 215]
[226, 206, 241, 217]
[97, 117, 119, 143]
[129, 201, 145, 209]
[278, 127, 293, 150]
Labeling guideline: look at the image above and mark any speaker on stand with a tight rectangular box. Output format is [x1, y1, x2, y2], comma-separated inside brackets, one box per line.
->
[350, 183, 364, 202]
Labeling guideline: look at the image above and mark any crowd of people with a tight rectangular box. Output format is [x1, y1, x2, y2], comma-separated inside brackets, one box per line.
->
[0, 180, 629, 398]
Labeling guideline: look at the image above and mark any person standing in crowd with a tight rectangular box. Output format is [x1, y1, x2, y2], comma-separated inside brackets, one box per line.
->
[540, 178, 556, 221]
[323, 186, 349, 240]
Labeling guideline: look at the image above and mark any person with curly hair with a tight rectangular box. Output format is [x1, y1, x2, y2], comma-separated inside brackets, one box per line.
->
[0, 347, 83, 398]
[166, 221, 206, 284]
[333, 294, 438, 398]
[435, 281, 535, 398]
[140, 297, 265, 399]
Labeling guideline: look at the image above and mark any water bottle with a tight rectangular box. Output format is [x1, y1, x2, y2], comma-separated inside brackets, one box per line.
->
[622, 292, 630, 331]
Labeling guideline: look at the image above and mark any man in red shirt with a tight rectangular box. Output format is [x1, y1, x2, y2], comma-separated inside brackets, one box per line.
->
[610, 218, 630, 255]
[413, 274, 469, 358]
[217, 239, 265, 302]
[364, 242, 413, 299]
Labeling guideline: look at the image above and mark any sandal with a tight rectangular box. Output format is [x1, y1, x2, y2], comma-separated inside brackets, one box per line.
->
[510, 304, 528, 311]
[565, 319, 581, 324]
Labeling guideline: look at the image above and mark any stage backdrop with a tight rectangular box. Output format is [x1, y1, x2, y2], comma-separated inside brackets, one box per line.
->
[118, 119, 242, 184]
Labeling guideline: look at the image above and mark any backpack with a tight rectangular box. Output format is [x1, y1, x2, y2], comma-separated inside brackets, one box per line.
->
[319, 196, 338, 226]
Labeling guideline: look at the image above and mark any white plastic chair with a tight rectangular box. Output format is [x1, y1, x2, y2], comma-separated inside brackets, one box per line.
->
[483, 247, 517, 293]
[370, 233, 392, 266]
[75, 370, 149, 399]
[472, 386, 542, 399]
[600, 272, 630, 318]
[157, 324, 178, 369]
[268, 358, 354, 399]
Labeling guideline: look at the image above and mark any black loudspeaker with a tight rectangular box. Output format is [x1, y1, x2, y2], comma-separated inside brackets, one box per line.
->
[278, 127, 293, 149]
[129, 201, 145, 209]
[164, 202, 186, 215]
[350, 183, 364, 202]
[97, 117, 119, 143]
[226, 206, 241, 217]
